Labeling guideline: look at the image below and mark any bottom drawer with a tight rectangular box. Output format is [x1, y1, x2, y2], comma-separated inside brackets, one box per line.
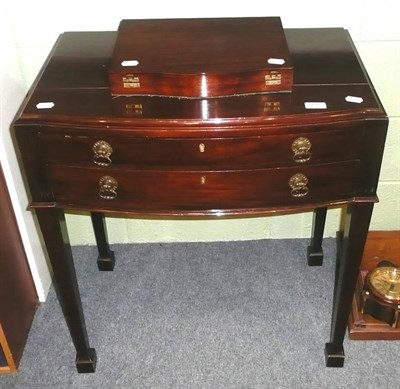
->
[47, 162, 360, 212]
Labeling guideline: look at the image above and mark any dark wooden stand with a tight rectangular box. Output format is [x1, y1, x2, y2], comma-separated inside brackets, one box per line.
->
[11, 21, 388, 372]
[0, 166, 38, 373]
[348, 231, 400, 340]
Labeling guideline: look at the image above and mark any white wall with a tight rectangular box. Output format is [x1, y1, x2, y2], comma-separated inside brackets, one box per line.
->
[1, 1, 399, 300]
[0, 6, 51, 301]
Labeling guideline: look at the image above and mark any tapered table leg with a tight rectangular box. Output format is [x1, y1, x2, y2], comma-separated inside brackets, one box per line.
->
[325, 203, 374, 367]
[307, 207, 327, 266]
[35, 208, 97, 373]
[90, 212, 115, 271]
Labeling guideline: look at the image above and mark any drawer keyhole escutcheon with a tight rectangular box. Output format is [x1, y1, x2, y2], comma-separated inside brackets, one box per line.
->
[292, 137, 312, 163]
[199, 143, 206, 153]
[289, 173, 309, 197]
[93, 140, 113, 166]
[99, 176, 118, 200]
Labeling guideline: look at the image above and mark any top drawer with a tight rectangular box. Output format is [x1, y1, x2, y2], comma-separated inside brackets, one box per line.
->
[38, 127, 362, 169]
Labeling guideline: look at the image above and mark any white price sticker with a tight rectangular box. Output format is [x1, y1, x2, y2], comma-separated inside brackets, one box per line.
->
[304, 102, 327, 110]
[267, 58, 285, 65]
[345, 95, 363, 104]
[121, 60, 139, 67]
[36, 102, 55, 109]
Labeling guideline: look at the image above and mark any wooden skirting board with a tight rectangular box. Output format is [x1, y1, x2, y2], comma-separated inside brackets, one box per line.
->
[348, 231, 400, 340]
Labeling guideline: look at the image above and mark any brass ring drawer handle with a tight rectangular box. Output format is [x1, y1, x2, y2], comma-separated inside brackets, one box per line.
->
[99, 176, 118, 200]
[93, 140, 113, 166]
[289, 173, 309, 197]
[292, 137, 312, 163]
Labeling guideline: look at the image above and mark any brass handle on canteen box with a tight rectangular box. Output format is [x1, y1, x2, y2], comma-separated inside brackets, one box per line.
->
[93, 140, 113, 166]
[291, 137, 312, 163]
[99, 176, 118, 200]
[289, 173, 309, 197]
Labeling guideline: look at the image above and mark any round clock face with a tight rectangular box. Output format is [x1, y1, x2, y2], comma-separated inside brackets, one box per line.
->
[367, 267, 400, 302]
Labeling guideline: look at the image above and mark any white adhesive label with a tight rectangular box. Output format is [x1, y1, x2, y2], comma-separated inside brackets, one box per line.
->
[304, 102, 327, 109]
[121, 60, 139, 67]
[345, 95, 363, 104]
[36, 102, 55, 109]
[267, 58, 285, 65]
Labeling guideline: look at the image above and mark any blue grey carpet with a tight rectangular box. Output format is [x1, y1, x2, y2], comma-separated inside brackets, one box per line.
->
[1, 239, 399, 388]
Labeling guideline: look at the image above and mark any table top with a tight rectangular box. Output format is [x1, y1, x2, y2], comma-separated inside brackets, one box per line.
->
[13, 27, 386, 130]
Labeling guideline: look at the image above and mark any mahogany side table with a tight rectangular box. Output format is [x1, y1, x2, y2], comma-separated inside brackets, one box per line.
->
[11, 21, 388, 372]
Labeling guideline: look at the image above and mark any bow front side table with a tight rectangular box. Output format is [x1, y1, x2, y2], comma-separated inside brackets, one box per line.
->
[12, 20, 388, 372]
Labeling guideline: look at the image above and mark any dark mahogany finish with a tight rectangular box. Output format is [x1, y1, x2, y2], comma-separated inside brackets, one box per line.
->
[109, 18, 293, 97]
[11, 20, 388, 372]
[0, 166, 38, 372]
[90, 212, 115, 271]
[307, 207, 328, 266]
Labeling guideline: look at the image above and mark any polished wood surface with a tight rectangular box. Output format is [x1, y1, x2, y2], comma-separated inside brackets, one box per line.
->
[27, 28, 368, 91]
[46, 160, 359, 212]
[12, 21, 388, 371]
[37, 127, 362, 168]
[34, 208, 96, 373]
[0, 166, 38, 373]
[108, 18, 293, 97]
[357, 231, 400, 271]
[19, 85, 381, 125]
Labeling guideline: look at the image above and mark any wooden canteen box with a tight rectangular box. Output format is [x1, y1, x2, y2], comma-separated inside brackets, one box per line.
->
[108, 17, 293, 98]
